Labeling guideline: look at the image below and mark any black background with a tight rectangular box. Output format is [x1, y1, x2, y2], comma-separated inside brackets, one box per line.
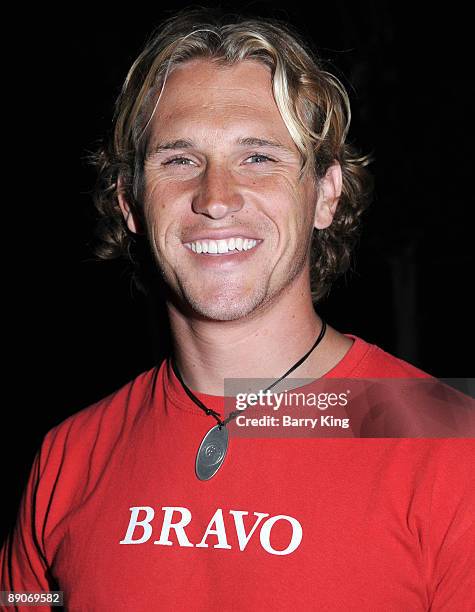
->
[3, 2, 473, 545]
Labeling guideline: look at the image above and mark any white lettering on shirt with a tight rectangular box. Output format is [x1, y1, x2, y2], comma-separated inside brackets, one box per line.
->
[119, 506, 303, 556]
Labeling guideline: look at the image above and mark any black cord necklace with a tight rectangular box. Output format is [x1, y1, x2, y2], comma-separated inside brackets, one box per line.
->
[171, 319, 327, 480]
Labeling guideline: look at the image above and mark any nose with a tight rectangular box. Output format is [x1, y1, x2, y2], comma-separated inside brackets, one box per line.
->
[192, 162, 244, 219]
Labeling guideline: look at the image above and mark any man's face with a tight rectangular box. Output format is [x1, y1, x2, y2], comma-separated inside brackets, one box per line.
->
[129, 58, 331, 321]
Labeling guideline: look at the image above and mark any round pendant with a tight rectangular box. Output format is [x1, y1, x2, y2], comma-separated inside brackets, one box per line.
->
[195, 424, 229, 481]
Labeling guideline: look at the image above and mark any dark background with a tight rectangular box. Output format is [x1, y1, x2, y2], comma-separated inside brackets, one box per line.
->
[3, 2, 473, 545]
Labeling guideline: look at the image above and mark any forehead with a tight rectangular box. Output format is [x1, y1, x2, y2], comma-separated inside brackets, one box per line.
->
[149, 58, 292, 143]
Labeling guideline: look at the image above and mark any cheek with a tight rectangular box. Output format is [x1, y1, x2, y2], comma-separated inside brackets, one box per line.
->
[267, 176, 313, 235]
[143, 178, 186, 242]
[144, 173, 171, 211]
[284, 179, 316, 234]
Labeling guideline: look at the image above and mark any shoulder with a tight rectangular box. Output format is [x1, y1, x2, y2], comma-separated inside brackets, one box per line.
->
[329, 334, 433, 378]
[361, 341, 432, 378]
[40, 363, 161, 464]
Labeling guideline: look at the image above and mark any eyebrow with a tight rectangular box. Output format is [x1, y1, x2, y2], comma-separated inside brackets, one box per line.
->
[146, 136, 290, 157]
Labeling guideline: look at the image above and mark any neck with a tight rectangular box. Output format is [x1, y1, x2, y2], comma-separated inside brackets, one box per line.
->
[167, 273, 350, 395]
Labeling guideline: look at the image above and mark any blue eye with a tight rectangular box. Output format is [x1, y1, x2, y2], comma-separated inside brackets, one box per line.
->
[247, 154, 272, 163]
[165, 157, 193, 165]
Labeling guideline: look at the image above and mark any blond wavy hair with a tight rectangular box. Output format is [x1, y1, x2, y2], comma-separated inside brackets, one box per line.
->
[88, 6, 374, 302]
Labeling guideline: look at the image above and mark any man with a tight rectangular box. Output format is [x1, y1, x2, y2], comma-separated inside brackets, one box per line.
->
[1, 8, 473, 611]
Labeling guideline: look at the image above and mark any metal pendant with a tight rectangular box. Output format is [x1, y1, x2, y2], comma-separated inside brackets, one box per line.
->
[195, 424, 229, 481]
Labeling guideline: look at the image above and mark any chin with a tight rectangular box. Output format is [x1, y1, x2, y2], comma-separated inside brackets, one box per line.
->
[181, 285, 269, 322]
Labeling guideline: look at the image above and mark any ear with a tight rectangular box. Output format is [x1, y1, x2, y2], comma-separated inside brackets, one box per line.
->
[314, 162, 343, 230]
[117, 175, 142, 234]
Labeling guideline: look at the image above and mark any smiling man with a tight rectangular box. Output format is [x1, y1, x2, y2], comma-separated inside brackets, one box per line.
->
[1, 7, 473, 612]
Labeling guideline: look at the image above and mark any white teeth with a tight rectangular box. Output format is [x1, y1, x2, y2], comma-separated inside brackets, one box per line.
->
[217, 239, 228, 254]
[184, 237, 258, 254]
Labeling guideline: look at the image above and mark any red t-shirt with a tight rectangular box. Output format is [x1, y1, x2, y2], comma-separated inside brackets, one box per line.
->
[1, 335, 474, 611]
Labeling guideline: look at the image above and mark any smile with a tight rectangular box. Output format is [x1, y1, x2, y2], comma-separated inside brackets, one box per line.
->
[183, 237, 260, 255]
